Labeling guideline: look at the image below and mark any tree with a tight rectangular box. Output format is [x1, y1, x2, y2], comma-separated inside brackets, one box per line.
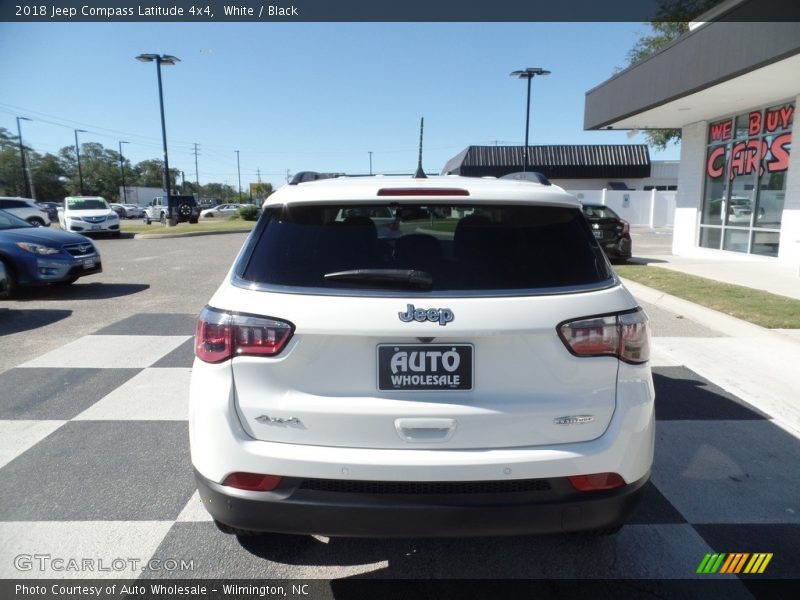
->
[0, 127, 28, 196]
[132, 159, 179, 192]
[251, 182, 274, 201]
[30, 153, 68, 200]
[625, 0, 721, 150]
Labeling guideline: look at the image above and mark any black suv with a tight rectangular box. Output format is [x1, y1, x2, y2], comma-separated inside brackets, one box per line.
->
[144, 195, 201, 226]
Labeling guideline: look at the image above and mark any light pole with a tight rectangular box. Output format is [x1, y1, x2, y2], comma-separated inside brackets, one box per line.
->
[510, 67, 550, 172]
[118, 140, 129, 203]
[136, 53, 180, 198]
[16, 116, 32, 198]
[368, 151, 373, 175]
[235, 150, 242, 200]
[74, 129, 87, 195]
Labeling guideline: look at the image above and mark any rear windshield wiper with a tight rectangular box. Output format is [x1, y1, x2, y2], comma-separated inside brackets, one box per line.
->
[324, 269, 433, 289]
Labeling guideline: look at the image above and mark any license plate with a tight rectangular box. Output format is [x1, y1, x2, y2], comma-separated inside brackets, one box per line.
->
[377, 344, 473, 391]
[83, 258, 95, 269]
[593, 230, 603, 239]
[91, 225, 101, 230]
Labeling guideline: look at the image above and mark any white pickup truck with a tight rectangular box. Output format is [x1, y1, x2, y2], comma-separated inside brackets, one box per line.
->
[58, 196, 120, 238]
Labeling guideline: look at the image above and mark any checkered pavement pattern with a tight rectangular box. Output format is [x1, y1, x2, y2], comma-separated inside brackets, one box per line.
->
[0, 312, 798, 582]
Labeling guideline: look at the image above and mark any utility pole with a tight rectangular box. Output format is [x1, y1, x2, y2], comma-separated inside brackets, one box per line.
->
[368, 151, 373, 175]
[193, 143, 200, 192]
[257, 168, 261, 183]
[16, 116, 32, 198]
[235, 150, 242, 200]
[286, 169, 291, 184]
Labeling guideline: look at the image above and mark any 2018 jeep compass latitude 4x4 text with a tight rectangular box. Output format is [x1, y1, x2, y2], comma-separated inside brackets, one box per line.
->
[190, 175, 654, 537]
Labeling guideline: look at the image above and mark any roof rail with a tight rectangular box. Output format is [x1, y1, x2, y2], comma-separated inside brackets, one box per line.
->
[289, 171, 347, 185]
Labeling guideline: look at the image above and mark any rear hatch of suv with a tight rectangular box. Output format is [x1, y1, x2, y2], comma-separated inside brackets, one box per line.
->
[202, 185, 637, 450]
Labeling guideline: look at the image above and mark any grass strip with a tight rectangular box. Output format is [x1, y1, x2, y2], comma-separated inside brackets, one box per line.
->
[122, 219, 255, 235]
[615, 264, 800, 329]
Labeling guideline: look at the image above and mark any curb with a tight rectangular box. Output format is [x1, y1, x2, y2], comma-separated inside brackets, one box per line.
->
[133, 228, 253, 240]
[622, 277, 800, 436]
[619, 278, 780, 339]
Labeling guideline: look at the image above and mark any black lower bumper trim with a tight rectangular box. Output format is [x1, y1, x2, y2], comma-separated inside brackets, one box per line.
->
[195, 468, 648, 537]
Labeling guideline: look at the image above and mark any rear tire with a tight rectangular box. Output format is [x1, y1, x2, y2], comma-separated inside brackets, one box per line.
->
[160, 212, 167, 226]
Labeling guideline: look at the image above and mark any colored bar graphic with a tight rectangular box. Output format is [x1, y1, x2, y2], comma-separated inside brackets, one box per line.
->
[699, 552, 773, 575]
[697, 553, 726, 573]
[720, 553, 750, 573]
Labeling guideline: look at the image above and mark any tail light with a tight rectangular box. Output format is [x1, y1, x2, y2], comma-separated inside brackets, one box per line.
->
[619, 218, 630, 236]
[558, 308, 650, 364]
[195, 306, 293, 363]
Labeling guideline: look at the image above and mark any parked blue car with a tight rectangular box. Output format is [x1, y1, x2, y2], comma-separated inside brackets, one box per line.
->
[0, 209, 102, 297]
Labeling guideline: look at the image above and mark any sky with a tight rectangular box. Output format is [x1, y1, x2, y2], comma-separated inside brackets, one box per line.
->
[0, 21, 680, 190]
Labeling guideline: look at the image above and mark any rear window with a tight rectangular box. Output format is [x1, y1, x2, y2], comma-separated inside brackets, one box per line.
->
[238, 203, 612, 294]
[582, 206, 620, 220]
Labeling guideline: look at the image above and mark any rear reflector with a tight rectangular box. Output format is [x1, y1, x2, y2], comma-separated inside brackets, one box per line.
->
[222, 472, 282, 492]
[568, 473, 625, 492]
[558, 308, 650, 364]
[195, 307, 294, 363]
[377, 188, 470, 196]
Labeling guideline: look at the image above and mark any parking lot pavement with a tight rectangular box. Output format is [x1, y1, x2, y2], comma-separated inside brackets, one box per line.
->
[1, 311, 798, 586]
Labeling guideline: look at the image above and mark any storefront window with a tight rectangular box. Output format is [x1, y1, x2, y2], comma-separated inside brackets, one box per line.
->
[699, 102, 793, 256]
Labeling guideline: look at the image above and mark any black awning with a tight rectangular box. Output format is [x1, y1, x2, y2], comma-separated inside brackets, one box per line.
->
[442, 145, 651, 179]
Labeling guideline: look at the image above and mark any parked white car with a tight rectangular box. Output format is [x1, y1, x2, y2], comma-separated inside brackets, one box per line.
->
[200, 203, 243, 218]
[121, 204, 144, 218]
[58, 196, 120, 237]
[0, 197, 51, 227]
[190, 174, 655, 538]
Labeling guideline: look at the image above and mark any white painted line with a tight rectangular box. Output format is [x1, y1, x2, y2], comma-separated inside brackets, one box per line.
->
[0, 521, 173, 578]
[18, 335, 190, 369]
[74, 368, 190, 421]
[0, 420, 66, 469]
[176, 491, 213, 523]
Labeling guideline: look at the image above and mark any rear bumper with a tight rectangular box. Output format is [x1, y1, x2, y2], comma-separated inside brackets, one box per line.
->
[196, 468, 649, 537]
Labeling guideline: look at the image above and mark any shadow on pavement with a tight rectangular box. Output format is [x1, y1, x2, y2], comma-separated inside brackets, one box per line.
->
[627, 257, 668, 265]
[0, 308, 72, 335]
[12, 282, 149, 301]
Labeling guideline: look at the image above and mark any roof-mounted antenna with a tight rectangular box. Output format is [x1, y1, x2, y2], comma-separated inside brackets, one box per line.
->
[414, 117, 427, 179]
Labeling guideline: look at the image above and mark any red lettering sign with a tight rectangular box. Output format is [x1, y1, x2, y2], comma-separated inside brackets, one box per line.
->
[706, 146, 726, 178]
[748, 111, 762, 136]
[766, 132, 792, 173]
[726, 133, 792, 179]
[709, 120, 732, 142]
[765, 104, 794, 133]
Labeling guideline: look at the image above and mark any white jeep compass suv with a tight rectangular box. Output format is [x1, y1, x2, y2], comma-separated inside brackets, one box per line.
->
[190, 175, 654, 537]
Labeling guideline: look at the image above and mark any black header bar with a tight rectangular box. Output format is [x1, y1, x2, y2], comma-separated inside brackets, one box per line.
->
[2, 0, 799, 23]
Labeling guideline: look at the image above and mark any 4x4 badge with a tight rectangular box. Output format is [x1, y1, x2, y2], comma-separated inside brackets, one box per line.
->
[399, 304, 454, 326]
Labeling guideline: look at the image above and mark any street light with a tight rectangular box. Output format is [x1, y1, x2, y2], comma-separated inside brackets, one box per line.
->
[510, 67, 550, 172]
[136, 53, 180, 199]
[16, 116, 32, 198]
[368, 151, 373, 175]
[235, 150, 242, 200]
[74, 129, 87, 195]
[118, 140, 130, 203]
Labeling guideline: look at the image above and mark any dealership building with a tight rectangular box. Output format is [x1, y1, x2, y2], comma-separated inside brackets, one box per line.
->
[584, 1, 799, 267]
